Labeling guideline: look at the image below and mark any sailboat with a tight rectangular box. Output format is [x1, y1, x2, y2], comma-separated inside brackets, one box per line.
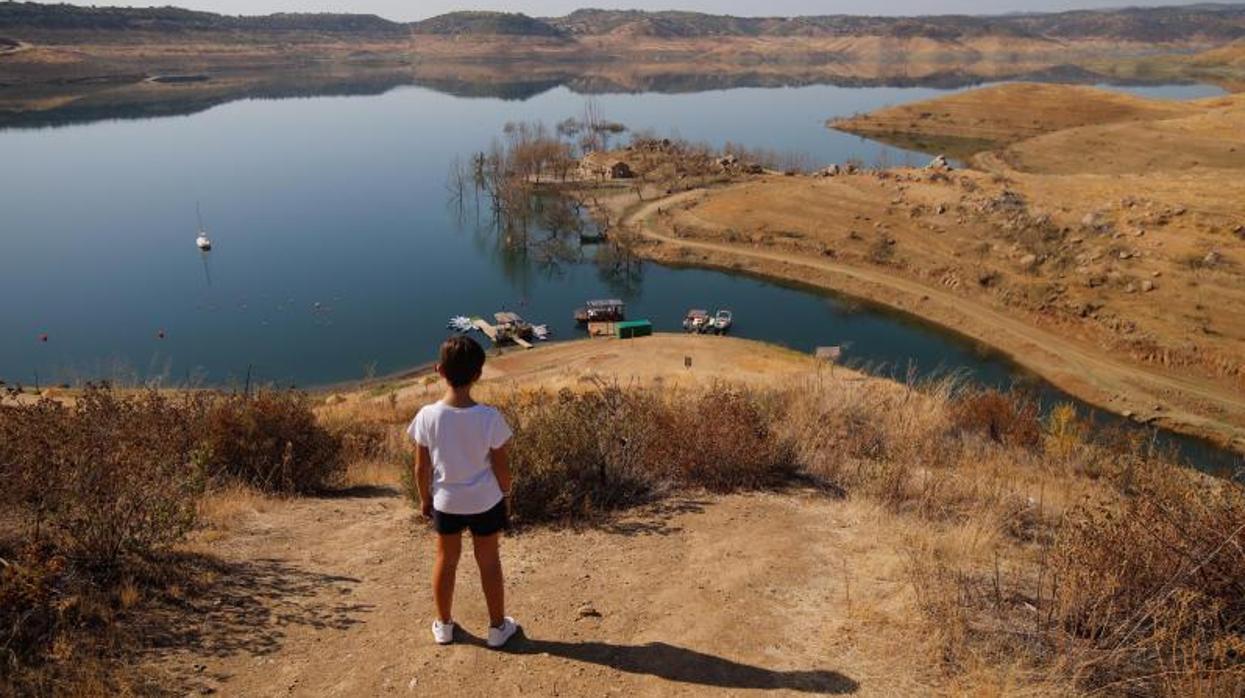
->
[195, 202, 213, 251]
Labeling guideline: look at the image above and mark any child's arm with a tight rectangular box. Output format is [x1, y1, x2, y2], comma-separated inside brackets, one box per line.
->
[489, 443, 512, 496]
[415, 445, 434, 518]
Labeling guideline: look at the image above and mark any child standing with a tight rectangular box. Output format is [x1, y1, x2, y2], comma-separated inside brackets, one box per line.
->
[408, 336, 518, 648]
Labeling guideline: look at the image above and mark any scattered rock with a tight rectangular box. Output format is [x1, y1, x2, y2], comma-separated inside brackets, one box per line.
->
[1204, 250, 1223, 266]
[927, 154, 951, 171]
[1141, 280, 1156, 293]
[577, 604, 602, 619]
[1018, 254, 1039, 271]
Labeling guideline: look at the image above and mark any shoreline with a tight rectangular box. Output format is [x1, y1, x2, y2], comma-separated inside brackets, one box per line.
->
[601, 184, 1245, 455]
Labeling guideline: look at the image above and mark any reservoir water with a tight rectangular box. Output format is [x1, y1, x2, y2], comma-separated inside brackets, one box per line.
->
[0, 76, 1237, 470]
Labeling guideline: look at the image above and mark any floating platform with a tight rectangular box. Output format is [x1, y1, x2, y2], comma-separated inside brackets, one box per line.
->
[473, 318, 533, 349]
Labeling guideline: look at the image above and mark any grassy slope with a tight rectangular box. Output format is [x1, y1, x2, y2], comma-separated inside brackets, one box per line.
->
[574, 84, 1245, 450]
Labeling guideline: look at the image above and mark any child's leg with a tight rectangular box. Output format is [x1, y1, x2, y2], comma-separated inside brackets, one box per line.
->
[472, 532, 505, 627]
[433, 532, 463, 623]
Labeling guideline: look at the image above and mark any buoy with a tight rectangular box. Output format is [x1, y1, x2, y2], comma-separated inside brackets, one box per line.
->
[156, 330, 166, 340]
[39, 333, 48, 343]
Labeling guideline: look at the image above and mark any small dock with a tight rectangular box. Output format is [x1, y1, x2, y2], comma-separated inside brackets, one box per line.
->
[586, 321, 617, 337]
[473, 318, 533, 349]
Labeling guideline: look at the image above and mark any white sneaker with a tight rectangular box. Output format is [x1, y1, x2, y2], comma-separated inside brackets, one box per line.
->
[486, 617, 518, 649]
[432, 619, 455, 645]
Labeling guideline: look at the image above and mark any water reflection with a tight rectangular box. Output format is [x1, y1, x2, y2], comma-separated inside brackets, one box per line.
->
[1, 67, 1238, 471]
[0, 63, 1225, 131]
[200, 251, 213, 288]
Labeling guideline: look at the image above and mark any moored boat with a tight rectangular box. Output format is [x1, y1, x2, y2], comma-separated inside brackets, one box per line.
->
[683, 309, 711, 333]
[574, 299, 626, 325]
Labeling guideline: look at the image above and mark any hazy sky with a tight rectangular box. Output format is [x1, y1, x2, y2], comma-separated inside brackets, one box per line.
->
[32, 1, 1217, 22]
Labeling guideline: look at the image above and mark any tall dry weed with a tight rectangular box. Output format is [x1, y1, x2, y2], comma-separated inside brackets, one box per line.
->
[0, 384, 346, 693]
[1050, 462, 1245, 695]
[199, 390, 343, 494]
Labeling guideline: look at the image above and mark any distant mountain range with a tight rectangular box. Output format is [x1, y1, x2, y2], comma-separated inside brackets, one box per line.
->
[437, 6, 1245, 43]
[2, 2, 1244, 44]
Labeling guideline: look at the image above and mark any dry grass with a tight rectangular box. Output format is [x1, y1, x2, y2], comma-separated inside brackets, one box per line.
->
[196, 484, 277, 532]
[0, 384, 348, 695]
[2, 363, 1239, 694]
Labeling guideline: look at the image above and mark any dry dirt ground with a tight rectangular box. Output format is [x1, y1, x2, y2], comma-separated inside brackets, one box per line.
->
[142, 337, 947, 696]
[150, 491, 933, 697]
[590, 84, 1245, 451]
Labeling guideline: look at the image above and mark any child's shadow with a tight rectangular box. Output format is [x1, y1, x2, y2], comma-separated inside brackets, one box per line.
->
[454, 626, 857, 694]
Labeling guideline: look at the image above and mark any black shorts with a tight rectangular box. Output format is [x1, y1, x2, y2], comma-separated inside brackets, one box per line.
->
[432, 499, 509, 537]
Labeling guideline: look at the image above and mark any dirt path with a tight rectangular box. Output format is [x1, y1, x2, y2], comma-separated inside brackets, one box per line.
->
[622, 190, 1245, 451]
[144, 490, 932, 696]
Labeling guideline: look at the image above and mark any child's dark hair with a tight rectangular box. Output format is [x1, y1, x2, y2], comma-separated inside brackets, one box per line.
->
[439, 335, 486, 388]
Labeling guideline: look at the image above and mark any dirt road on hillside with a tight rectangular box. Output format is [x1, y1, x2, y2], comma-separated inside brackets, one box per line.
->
[142, 490, 932, 696]
[623, 191, 1245, 451]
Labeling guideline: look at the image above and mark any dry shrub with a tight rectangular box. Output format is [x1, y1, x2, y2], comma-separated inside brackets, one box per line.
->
[0, 386, 207, 569]
[495, 383, 794, 525]
[0, 385, 346, 693]
[1043, 402, 1089, 462]
[199, 390, 343, 494]
[782, 375, 957, 508]
[951, 389, 1041, 449]
[498, 386, 666, 524]
[0, 386, 210, 694]
[1051, 462, 1245, 695]
[0, 544, 65, 685]
[658, 388, 795, 491]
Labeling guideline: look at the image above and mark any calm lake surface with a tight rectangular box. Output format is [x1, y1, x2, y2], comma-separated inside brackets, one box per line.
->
[0, 77, 1236, 468]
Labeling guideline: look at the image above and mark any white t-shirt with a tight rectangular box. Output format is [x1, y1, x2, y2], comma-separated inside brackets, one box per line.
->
[407, 402, 513, 515]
